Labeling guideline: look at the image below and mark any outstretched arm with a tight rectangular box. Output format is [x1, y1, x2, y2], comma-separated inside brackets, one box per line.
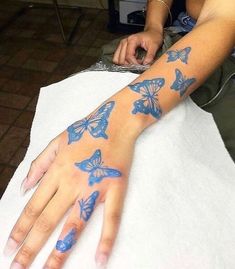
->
[5, 1, 235, 268]
[112, 0, 235, 136]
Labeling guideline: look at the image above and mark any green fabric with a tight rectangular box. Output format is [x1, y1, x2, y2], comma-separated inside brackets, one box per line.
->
[101, 31, 235, 162]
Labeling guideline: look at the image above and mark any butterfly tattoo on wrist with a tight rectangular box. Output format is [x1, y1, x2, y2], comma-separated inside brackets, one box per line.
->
[67, 101, 115, 144]
[128, 78, 165, 119]
[75, 149, 122, 186]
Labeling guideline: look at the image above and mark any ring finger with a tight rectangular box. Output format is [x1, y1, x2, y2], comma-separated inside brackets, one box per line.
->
[44, 190, 101, 269]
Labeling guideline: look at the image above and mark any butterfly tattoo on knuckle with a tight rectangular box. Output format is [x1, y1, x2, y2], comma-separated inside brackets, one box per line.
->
[75, 149, 122, 186]
[166, 47, 192, 64]
[128, 78, 165, 119]
[56, 228, 77, 253]
[67, 101, 115, 144]
[78, 191, 99, 222]
[171, 68, 196, 97]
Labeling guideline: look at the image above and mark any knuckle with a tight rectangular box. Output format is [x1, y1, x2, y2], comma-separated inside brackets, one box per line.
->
[127, 35, 136, 42]
[126, 55, 133, 62]
[109, 212, 121, 224]
[101, 237, 113, 248]
[13, 224, 27, 238]
[35, 214, 53, 233]
[24, 203, 39, 218]
[120, 38, 127, 45]
[67, 222, 80, 231]
[50, 252, 64, 265]
[19, 245, 34, 261]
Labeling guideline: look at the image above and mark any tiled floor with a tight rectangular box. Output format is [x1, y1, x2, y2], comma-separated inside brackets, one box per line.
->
[0, 0, 122, 197]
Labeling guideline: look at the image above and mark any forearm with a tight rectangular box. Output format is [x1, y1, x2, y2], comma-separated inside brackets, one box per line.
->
[108, 17, 235, 139]
[144, 0, 173, 33]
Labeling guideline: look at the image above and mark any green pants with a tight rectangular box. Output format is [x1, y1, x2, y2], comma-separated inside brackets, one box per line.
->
[101, 30, 235, 162]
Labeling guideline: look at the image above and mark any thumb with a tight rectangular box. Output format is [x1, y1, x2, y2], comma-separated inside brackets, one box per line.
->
[20, 138, 59, 195]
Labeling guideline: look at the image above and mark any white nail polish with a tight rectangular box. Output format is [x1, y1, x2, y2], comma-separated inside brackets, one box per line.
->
[10, 262, 25, 269]
[20, 177, 28, 195]
[3, 237, 18, 256]
[96, 253, 108, 269]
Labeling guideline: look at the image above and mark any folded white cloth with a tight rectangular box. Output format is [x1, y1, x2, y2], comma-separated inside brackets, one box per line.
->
[1, 71, 235, 269]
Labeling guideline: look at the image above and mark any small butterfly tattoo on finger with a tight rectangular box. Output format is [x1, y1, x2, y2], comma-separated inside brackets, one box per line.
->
[166, 47, 191, 64]
[56, 228, 77, 253]
[75, 149, 122, 186]
[78, 191, 99, 222]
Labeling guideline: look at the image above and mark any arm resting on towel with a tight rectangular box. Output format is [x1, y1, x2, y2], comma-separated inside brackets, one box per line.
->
[110, 0, 235, 139]
[5, 1, 235, 269]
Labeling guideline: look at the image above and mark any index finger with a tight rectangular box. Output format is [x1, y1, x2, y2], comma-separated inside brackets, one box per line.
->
[126, 40, 140, 65]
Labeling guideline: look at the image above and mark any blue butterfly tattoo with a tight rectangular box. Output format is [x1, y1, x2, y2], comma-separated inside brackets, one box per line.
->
[56, 228, 77, 253]
[75, 149, 122, 186]
[171, 69, 196, 97]
[78, 191, 99, 222]
[128, 78, 165, 119]
[67, 101, 115, 144]
[166, 47, 191, 64]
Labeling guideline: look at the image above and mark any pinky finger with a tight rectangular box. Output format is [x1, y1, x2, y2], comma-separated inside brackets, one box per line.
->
[95, 185, 126, 268]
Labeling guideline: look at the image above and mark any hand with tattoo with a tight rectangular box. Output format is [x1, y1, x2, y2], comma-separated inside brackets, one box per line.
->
[4, 45, 197, 269]
[3, 98, 138, 269]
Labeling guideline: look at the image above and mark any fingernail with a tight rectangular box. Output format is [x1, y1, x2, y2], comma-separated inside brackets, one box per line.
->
[3, 237, 18, 256]
[96, 253, 108, 268]
[10, 262, 24, 269]
[143, 61, 149, 65]
[20, 177, 30, 196]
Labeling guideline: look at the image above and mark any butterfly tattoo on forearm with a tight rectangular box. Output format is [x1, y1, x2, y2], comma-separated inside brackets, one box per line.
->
[166, 47, 191, 64]
[128, 78, 165, 119]
[75, 149, 122, 186]
[171, 69, 196, 97]
[67, 101, 115, 144]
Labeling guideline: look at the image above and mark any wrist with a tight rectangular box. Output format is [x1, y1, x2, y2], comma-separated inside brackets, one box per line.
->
[144, 24, 164, 35]
[108, 87, 155, 141]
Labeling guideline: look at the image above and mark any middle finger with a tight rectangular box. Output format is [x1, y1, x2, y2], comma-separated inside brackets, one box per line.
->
[10, 188, 76, 269]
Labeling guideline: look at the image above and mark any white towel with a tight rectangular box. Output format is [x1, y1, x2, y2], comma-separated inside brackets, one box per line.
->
[1, 71, 235, 269]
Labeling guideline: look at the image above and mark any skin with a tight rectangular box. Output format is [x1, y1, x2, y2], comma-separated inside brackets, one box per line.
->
[4, 0, 235, 268]
[113, 0, 205, 65]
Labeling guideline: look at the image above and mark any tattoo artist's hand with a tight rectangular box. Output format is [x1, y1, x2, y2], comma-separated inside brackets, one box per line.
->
[4, 100, 136, 269]
[113, 29, 163, 66]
